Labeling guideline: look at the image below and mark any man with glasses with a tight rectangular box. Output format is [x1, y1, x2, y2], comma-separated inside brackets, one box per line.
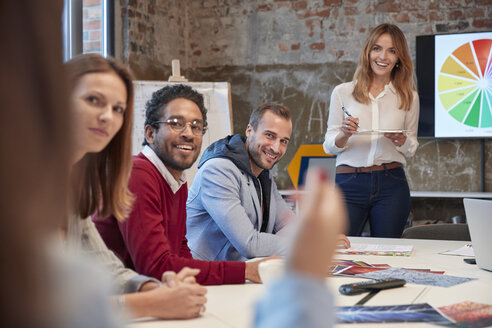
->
[94, 84, 267, 285]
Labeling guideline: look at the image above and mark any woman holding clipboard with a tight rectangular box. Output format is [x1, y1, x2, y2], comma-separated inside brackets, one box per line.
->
[323, 23, 419, 238]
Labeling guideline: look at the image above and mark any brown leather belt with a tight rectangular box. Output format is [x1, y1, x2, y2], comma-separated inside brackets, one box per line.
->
[336, 162, 401, 174]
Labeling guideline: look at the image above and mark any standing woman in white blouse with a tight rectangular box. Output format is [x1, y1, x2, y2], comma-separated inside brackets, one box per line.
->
[323, 23, 419, 238]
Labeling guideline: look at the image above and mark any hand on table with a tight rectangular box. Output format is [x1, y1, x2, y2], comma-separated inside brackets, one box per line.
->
[162, 267, 200, 287]
[245, 256, 281, 283]
[336, 234, 351, 249]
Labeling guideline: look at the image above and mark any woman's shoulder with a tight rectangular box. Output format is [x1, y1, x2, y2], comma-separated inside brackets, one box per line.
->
[333, 81, 355, 93]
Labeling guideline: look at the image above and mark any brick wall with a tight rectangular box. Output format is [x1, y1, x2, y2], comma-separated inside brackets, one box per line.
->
[83, 0, 102, 53]
[116, 0, 492, 210]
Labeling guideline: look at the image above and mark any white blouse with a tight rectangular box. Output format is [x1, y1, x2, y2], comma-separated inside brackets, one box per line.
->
[323, 81, 419, 168]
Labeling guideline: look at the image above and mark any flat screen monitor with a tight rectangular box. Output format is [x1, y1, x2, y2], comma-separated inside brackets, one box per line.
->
[416, 31, 492, 138]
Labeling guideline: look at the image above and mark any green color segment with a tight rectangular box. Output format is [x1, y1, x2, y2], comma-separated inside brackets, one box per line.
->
[464, 90, 481, 126]
[449, 89, 479, 123]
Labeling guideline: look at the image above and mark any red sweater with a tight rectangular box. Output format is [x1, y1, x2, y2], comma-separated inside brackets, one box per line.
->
[94, 153, 245, 285]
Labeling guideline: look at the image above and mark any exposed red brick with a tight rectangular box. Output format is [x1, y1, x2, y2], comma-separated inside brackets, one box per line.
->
[291, 43, 301, 50]
[190, 42, 198, 49]
[324, 0, 342, 5]
[472, 19, 492, 28]
[343, 7, 358, 16]
[278, 43, 289, 52]
[359, 27, 366, 33]
[374, 2, 400, 13]
[410, 12, 427, 21]
[276, 2, 291, 9]
[315, 8, 331, 17]
[89, 30, 101, 40]
[257, 4, 272, 11]
[310, 42, 325, 50]
[448, 10, 463, 20]
[428, 1, 439, 10]
[392, 12, 410, 23]
[429, 11, 443, 21]
[138, 23, 146, 33]
[305, 19, 320, 31]
[400, 2, 427, 11]
[476, 0, 492, 4]
[346, 18, 355, 26]
[292, 0, 307, 10]
[300, 8, 330, 18]
[345, 0, 358, 3]
[465, 8, 485, 18]
[83, 0, 101, 6]
[336, 50, 344, 59]
[193, 50, 202, 56]
[83, 41, 100, 51]
[83, 20, 101, 29]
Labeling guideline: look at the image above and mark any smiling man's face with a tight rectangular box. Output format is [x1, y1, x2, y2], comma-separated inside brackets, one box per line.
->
[245, 110, 292, 177]
[146, 98, 203, 180]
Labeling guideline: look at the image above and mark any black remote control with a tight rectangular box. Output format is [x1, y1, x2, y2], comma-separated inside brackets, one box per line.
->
[339, 278, 406, 295]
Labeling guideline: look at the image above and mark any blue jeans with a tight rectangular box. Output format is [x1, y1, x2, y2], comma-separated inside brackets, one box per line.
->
[335, 167, 411, 238]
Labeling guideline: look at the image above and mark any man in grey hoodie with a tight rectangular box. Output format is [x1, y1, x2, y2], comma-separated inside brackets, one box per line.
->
[186, 103, 350, 262]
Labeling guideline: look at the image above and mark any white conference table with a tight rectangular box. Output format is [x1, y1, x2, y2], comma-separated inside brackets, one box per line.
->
[128, 237, 492, 328]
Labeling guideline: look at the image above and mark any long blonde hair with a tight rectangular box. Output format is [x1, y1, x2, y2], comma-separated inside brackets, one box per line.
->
[352, 23, 416, 111]
[67, 54, 134, 221]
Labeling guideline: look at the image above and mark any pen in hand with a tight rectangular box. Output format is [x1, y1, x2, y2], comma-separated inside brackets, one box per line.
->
[342, 106, 359, 127]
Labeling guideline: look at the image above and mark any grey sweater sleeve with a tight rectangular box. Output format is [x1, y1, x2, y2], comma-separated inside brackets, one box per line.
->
[78, 217, 160, 294]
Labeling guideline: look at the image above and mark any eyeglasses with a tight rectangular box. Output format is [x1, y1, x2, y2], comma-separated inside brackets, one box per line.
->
[153, 117, 207, 136]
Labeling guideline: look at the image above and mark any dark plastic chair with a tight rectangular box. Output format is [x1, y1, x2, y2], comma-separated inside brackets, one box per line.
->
[401, 223, 471, 241]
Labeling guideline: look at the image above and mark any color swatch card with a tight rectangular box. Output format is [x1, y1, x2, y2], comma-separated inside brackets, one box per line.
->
[336, 303, 453, 324]
[357, 267, 475, 287]
[337, 243, 413, 256]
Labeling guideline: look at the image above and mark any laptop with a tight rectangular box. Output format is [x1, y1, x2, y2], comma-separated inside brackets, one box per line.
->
[463, 198, 492, 272]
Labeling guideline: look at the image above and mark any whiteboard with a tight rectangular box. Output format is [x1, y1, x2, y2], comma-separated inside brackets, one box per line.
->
[132, 81, 233, 184]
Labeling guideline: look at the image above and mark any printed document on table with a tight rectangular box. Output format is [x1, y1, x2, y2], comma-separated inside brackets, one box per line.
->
[441, 244, 474, 256]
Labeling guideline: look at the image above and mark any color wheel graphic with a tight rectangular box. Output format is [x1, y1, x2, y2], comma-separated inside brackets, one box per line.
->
[438, 39, 492, 128]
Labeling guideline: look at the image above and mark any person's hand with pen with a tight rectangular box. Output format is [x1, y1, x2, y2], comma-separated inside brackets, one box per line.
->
[335, 106, 359, 148]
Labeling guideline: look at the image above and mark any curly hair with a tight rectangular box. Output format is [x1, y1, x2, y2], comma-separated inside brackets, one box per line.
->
[143, 84, 208, 145]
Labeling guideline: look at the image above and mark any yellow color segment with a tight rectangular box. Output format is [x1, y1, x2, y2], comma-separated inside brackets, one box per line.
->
[438, 75, 476, 92]
[439, 86, 476, 110]
[287, 144, 334, 189]
[440, 56, 477, 80]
